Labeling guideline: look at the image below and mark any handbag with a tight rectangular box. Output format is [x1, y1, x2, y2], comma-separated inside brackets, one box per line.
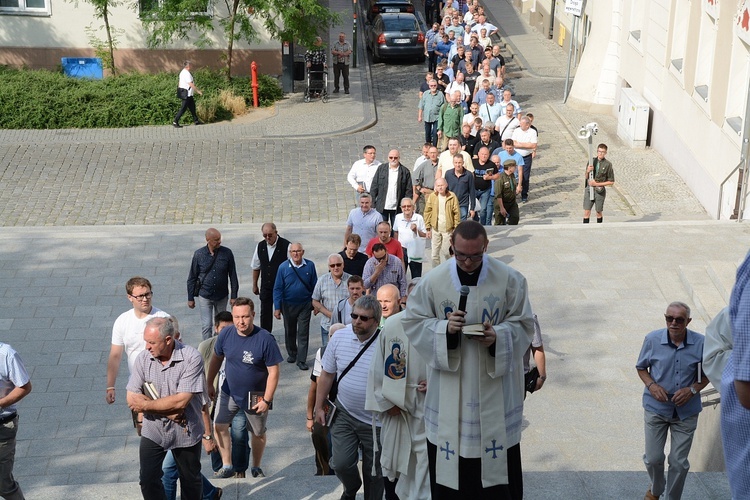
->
[177, 87, 188, 100]
[525, 366, 540, 393]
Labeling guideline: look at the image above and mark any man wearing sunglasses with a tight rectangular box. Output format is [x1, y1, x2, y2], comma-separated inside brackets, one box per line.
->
[251, 222, 291, 333]
[312, 254, 351, 348]
[636, 302, 708, 500]
[314, 295, 384, 500]
[403, 220, 534, 498]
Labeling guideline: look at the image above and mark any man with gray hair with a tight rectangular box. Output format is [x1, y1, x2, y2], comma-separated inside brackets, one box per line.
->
[274, 242, 317, 370]
[636, 302, 709, 500]
[312, 253, 352, 347]
[511, 116, 537, 203]
[315, 295, 384, 500]
[127, 317, 207, 499]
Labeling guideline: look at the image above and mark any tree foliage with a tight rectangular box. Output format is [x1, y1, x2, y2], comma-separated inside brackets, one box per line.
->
[141, 0, 339, 78]
[71, 0, 122, 75]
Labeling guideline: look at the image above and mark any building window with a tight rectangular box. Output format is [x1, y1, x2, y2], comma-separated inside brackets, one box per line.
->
[693, 12, 716, 106]
[139, 0, 211, 17]
[0, 0, 50, 15]
[723, 38, 750, 138]
[669, 0, 690, 81]
[628, 0, 645, 51]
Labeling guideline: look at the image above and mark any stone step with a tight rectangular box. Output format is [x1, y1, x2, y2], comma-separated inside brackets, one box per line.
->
[707, 259, 739, 303]
[679, 265, 729, 322]
[23, 470, 730, 499]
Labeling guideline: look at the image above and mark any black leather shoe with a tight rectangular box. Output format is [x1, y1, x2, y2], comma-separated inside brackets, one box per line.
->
[297, 361, 309, 371]
[287, 356, 295, 363]
[194, 120, 203, 125]
[172, 122, 182, 128]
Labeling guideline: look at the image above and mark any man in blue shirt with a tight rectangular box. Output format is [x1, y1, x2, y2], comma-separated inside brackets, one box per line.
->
[274, 242, 318, 370]
[187, 228, 239, 340]
[207, 297, 283, 479]
[444, 155, 475, 221]
[636, 302, 708, 500]
[721, 250, 750, 499]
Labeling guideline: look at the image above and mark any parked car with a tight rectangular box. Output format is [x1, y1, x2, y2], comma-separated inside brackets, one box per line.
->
[366, 13, 426, 64]
[363, 0, 414, 22]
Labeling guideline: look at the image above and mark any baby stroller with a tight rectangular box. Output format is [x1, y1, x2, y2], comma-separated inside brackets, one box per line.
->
[304, 64, 329, 103]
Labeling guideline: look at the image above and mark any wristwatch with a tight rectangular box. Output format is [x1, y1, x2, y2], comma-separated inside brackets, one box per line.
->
[203, 435, 213, 441]
[690, 386, 697, 395]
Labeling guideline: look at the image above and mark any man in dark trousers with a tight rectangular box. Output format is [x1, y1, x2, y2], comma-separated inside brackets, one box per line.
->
[252, 222, 290, 333]
[274, 242, 318, 370]
[369, 149, 413, 228]
[187, 227, 239, 340]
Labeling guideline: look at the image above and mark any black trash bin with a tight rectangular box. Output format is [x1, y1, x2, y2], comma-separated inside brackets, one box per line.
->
[294, 61, 305, 80]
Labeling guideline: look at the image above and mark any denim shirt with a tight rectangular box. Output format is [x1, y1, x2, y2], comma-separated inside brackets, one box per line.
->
[636, 328, 705, 420]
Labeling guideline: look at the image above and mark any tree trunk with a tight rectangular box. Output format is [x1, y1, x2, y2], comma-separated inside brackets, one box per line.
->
[103, 5, 117, 76]
[225, 0, 241, 80]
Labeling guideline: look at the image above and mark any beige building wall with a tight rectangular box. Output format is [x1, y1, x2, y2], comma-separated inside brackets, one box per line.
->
[0, 1, 283, 75]
[565, 0, 748, 219]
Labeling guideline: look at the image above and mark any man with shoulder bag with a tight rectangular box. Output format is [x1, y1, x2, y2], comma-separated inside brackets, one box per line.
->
[314, 295, 384, 500]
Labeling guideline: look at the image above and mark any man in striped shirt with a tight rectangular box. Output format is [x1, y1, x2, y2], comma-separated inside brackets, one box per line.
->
[314, 295, 384, 500]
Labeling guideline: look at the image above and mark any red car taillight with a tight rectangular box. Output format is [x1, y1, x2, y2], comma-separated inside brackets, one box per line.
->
[377, 34, 386, 44]
[417, 32, 425, 43]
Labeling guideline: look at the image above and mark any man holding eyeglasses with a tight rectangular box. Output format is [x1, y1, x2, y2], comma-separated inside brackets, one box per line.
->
[314, 295, 384, 500]
[312, 254, 351, 348]
[403, 220, 534, 498]
[636, 302, 708, 500]
[106, 277, 170, 429]
[252, 222, 291, 333]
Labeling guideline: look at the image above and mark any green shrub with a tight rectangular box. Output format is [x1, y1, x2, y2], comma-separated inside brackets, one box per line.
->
[0, 65, 283, 129]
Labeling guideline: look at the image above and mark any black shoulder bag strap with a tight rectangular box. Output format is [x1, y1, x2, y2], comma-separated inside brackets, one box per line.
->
[195, 249, 220, 296]
[499, 116, 516, 139]
[339, 328, 380, 383]
[290, 262, 315, 294]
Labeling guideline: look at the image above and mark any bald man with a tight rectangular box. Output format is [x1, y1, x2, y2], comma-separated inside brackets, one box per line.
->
[187, 228, 239, 340]
[377, 284, 402, 326]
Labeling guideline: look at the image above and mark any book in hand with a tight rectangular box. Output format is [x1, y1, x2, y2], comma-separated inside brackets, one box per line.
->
[143, 382, 159, 400]
[462, 323, 487, 336]
[248, 391, 273, 415]
[322, 399, 337, 427]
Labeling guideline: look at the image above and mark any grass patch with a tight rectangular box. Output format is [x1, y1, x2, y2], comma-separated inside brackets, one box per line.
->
[0, 65, 283, 129]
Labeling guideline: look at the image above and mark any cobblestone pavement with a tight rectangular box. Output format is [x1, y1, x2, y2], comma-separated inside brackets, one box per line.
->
[0, 4, 708, 226]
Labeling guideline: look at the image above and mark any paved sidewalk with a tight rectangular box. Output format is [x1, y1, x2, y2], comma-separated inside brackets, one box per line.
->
[6, 220, 743, 499]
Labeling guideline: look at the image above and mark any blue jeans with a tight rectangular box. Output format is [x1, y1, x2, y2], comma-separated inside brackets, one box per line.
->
[162, 450, 217, 500]
[477, 188, 493, 225]
[230, 411, 251, 473]
[321, 326, 329, 348]
[459, 205, 469, 221]
[424, 121, 437, 146]
[197, 295, 228, 341]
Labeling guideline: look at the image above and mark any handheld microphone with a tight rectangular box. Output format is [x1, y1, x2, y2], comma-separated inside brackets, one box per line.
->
[458, 286, 470, 313]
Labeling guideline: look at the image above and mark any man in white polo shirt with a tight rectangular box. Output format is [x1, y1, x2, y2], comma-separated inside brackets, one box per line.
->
[314, 295, 384, 500]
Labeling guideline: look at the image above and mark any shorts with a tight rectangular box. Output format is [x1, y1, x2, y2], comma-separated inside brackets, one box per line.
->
[214, 390, 268, 436]
[583, 186, 606, 213]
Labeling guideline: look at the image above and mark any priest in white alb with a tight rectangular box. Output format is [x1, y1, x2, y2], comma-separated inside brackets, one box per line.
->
[366, 282, 430, 499]
[402, 220, 533, 498]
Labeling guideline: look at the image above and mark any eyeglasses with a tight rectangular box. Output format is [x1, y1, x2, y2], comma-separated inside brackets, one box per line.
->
[129, 292, 153, 301]
[453, 250, 484, 262]
[664, 315, 687, 325]
[388, 156, 400, 159]
[400, 205, 413, 208]
[290, 250, 303, 253]
[351, 313, 374, 322]
[262, 233, 276, 238]
[329, 263, 343, 268]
